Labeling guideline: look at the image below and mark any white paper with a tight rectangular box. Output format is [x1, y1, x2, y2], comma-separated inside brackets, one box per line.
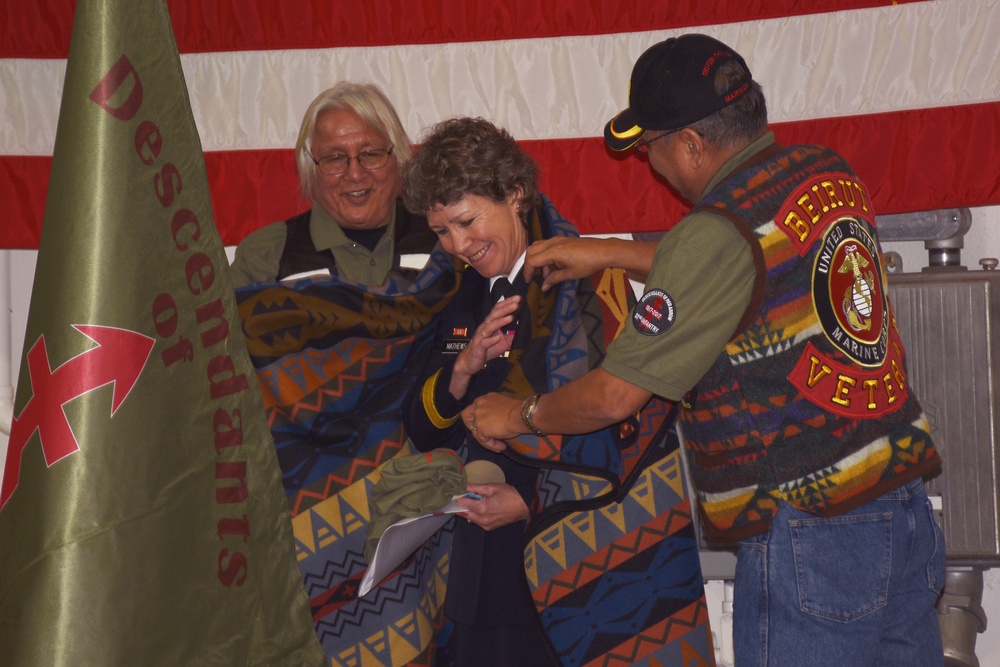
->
[399, 253, 430, 270]
[358, 499, 468, 597]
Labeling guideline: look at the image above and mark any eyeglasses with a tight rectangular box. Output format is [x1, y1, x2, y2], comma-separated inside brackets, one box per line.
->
[634, 131, 671, 154]
[307, 146, 395, 175]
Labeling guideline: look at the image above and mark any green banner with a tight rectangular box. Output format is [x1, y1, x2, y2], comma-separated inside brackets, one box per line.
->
[0, 1, 324, 664]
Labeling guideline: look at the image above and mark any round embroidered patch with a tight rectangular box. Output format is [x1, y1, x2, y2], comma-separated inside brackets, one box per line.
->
[813, 217, 888, 367]
[633, 289, 676, 336]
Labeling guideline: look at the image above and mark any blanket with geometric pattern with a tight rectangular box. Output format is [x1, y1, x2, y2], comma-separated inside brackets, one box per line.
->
[236, 196, 715, 666]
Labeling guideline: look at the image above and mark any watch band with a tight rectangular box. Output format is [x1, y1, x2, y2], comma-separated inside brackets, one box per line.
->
[519, 393, 545, 436]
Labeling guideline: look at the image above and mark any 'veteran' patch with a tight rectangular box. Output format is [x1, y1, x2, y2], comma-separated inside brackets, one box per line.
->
[633, 289, 675, 336]
[812, 217, 888, 367]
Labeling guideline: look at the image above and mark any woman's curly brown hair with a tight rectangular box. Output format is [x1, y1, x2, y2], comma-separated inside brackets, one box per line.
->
[402, 117, 538, 225]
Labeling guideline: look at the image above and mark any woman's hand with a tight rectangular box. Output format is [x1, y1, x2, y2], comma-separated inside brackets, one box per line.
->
[455, 483, 529, 530]
[448, 296, 521, 398]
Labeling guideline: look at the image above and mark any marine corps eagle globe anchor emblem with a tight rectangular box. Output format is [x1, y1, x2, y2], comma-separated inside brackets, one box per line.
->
[813, 217, 888, 368]
[838, 244, 876, 333]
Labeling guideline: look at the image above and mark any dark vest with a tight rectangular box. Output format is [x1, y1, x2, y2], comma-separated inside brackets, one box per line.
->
[277, 199, 437, 280]
[680, 143, 941, 540]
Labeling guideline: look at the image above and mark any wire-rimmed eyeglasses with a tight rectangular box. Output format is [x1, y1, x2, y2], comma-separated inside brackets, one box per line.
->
[307, 146, 395, 175]
[633, 131, 672, 154]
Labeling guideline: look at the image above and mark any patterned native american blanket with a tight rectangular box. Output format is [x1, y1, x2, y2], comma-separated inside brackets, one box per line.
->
[236, 196, 715, 667]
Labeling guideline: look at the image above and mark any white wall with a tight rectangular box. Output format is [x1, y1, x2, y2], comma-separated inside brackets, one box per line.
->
[1, 206, 998, 664]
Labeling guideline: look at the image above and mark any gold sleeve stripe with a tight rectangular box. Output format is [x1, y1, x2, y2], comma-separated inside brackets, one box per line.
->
[422, 368, 460, 429]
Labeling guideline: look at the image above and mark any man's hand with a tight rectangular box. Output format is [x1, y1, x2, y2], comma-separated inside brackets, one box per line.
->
[524, 236, 658, 291]
[523, 237, 612, 291]
[462, 392, 523, 452]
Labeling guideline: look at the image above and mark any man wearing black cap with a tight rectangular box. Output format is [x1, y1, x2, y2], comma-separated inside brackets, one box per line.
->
[462, 33, 945, 666]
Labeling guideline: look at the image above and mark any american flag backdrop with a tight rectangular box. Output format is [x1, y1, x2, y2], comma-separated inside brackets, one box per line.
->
[2, 0, 999, 250]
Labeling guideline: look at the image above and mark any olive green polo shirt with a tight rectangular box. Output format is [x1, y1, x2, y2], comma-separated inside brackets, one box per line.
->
[602, 133, 775, 401]
[229, 205, 398, 286]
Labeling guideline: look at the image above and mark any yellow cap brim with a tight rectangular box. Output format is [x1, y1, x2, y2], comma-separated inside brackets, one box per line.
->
[603, 110, 644, 152]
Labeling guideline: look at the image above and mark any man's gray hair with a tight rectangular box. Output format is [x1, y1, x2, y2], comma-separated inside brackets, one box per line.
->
[295, 82, 412, 202]
[690, 61, 768, 150]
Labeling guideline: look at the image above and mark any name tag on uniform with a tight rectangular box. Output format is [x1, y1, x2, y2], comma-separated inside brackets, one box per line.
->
[444, 328, 469, 354]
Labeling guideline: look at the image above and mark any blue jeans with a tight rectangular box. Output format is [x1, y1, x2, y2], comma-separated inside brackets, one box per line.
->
[733, 478, 946, 666]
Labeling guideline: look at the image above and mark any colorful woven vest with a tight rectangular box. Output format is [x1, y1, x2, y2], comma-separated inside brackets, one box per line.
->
[680, 143, 941, 540]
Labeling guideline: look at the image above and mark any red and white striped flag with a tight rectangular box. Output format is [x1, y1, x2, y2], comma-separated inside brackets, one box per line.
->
[2, 0, 999, 249]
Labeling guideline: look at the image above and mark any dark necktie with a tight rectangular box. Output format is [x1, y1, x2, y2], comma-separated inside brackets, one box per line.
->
[490, 277, 514, 303]
[490, 277, 519, 337]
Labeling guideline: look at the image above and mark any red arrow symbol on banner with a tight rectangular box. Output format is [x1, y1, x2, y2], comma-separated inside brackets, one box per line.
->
[0, 325, 155, 510]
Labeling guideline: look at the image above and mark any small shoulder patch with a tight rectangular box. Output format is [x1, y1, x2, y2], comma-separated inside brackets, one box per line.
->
[633, 289, 676, 336]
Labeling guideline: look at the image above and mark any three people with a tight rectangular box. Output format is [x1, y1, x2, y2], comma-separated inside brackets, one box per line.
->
[230, 82, 437, 286]
[464, 34, 945, 666]
[235, 37, 947, 663]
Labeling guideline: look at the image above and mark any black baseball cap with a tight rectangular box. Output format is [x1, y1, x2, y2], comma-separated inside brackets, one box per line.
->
[604, 34, 753, 151]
